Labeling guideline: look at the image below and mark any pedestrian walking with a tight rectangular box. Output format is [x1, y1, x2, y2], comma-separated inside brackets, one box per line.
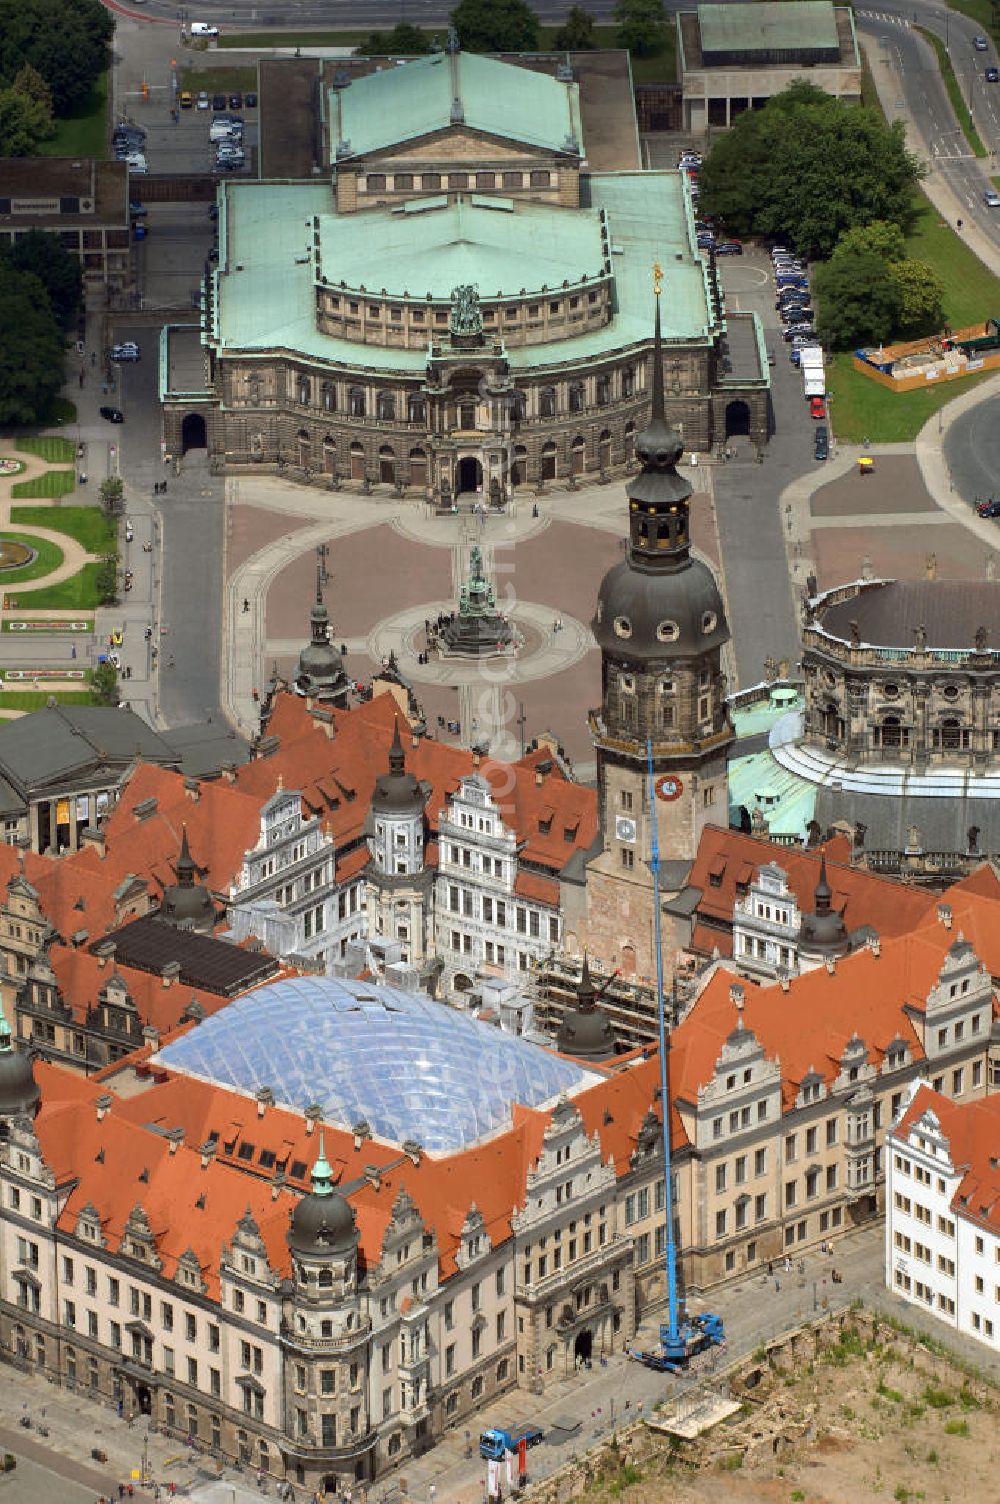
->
[775, 1278, 780, 1292]
[118, 1486, 125, 1501]
[243, 597, 250, 613]
[71, 645, 77, 660]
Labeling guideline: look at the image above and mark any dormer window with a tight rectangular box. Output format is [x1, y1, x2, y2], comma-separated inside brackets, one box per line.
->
[656, 620, 679, 643]
[614, 615, 632, 639]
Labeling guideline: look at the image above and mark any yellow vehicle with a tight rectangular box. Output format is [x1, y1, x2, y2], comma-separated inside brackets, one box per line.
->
[179, 91, 194, 109]
[858, 456, 875, 477]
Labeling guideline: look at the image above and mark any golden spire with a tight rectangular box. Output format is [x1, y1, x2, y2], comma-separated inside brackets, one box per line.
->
[653, 260, 663, 297]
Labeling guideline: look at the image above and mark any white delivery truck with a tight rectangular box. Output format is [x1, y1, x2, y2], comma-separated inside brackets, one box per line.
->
[800, 345, 825, 398]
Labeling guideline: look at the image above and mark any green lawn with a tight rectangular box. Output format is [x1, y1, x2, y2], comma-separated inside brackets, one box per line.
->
[11, 472, 75, 500]
[914, 27, 986, 156]
[40, 70, 109, 160]
[941, 0, 993, 32]
[180, 63, 257, 94]
[904, 191, 1000, 327]
[217, 27, 675, 81]
[17, 437, 76, 464]
[827, 353, 999, 441]
[10, 506, 115, 554]
[18, 563, 105, 611]
[824, 186, 1000, 442]
[0, 691, 95, 711]
[0, 536, 65, 589]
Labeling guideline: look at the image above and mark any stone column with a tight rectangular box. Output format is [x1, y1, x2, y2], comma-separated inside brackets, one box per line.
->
[28, 802, 41, 854]
[68, 797, 79, 851]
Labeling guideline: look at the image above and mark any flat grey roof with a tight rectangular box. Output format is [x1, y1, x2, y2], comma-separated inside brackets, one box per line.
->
[698, 2, 840, 53]
[0, 706, 179, 794]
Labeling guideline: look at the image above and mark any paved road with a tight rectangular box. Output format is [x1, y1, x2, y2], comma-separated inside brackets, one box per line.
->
[711, 252, 804, 688]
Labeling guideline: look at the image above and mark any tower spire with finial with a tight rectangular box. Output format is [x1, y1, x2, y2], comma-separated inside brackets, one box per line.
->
[624, 272, 693, 567]
[814, 852, 832, 914]
[176, 824, 195, 885]
[311, 1127, 334, 1198]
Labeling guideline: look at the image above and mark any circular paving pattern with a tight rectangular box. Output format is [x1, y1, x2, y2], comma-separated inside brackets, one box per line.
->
[368, 601, 592, 684]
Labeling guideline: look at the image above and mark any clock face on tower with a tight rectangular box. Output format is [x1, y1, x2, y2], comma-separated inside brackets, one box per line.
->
[615, 816, 637, 843]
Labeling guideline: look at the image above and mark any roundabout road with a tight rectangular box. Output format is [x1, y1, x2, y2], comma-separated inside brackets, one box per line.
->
[942, 393, 1000, 505]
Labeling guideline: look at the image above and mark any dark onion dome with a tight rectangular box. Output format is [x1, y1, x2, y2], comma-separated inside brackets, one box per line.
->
[297, 564, 349, 696]
[371, 718, 426, 816]
[159, 826, 216, 931]
[798, 853, 850, 957]
[0, 1000, 39, 1118]
[592, 292, 729, 662]
[287, 1130, 358, 1256]
[557, 954, 618, 1063]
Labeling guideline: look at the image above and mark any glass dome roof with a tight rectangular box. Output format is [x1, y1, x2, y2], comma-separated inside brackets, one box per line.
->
[156, 976, 595, 1153]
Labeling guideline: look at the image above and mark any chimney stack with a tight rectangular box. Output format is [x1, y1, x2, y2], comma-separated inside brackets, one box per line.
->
[199, 1139, 217, 1169]
[96, 1093, 113, 1122]
[825, 956, 836, 975]
[167, 1127, 184, 1155]
[938, 903, 953, 930]
[161, 960, 181, 989]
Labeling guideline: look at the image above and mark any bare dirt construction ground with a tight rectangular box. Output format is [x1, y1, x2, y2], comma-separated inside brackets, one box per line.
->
[560, 1314, 1000, 1504]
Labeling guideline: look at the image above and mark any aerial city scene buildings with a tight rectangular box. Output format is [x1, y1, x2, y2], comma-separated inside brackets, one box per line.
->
[3, 0, 1000, 1498]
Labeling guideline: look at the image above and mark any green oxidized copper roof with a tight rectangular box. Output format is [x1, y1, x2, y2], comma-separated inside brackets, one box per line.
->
[329, 51, 582, 162]
[317, 195, 606, 300]
[208, 170, 722, 376]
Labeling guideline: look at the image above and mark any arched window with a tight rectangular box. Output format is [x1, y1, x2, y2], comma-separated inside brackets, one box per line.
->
[569, 381, 585, 414]
[596, 374, 610, 407]
[323, 435, 337, 475]
[622, 366, 635, 398]
[297, 376, 310, 406]
[539, 387, 556, 418]
[571, 434, 585, 475]
[321, 381, 336, 413]
[378, 445, 396, 484]
[408, 393, 426, 424]
[624, 421, 636, 459]
[509, 390, 526, 423]
[349, 386, 366, 418]
[376, 391, 396, 421]
[934, 717, 965, 751]
[409, 447, 428, 487]
[881, 716, 902, 749]
[318, 1267, 333, 1289]
[296, 430, 311, 469]
[541, 440, 557, 481]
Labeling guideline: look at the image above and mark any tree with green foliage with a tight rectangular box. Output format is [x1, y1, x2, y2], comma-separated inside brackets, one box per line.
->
[831, 219, 906, 264]
[0, 0, 113, 114]
[3, 230, 81, 331]
[99, 476, 124, 516]
[887, 257, 945, 338]
[554, 6, 597, 50]
[615, 0, 668, 57]
[814, 252, 902, 349]
[0, 82, 52, 155]
[12, 61, 52, 113]
[96, 554, 119, 607]
[450, 0, 540, 53]
[92, 660, 119, 706]
[698, 82, 923, 260]
[0, 268, 64, 425]
[355, 22, 433, 56]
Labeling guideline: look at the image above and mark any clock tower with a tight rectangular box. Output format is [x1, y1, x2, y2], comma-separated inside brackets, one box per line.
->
[584, 281, 733, 979]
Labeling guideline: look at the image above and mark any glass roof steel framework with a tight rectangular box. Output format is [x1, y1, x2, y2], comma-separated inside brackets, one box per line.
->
[156, 976, 596, 1153]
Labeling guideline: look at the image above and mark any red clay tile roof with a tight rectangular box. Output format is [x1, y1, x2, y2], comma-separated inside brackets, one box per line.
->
[238, 693, 597, 880]
[48, 945, 234, 1036]
[34, 1063, 296, 1298]
[684, 826, 935, 952]
[672, 926, 988, 1113]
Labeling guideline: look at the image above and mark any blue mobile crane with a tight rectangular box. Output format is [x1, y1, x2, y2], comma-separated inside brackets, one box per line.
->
[628, 740, 726, 1375]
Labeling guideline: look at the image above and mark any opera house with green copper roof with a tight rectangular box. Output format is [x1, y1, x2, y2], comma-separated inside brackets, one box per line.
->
[161, 44, 769, 496]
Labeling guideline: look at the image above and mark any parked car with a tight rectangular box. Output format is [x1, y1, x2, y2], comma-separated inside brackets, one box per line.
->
[810, 396, 827, 419]
[212, 93, 226, 111]
[229, 93, 243, 109]
[128, 200, 147, 217]
[715, 241, 743, 255]
[126, 158, 148, 175]
[987, 66, 999, 81]
[179, 91, 194, 108]
[111, 342, 140, 362]
[975, 35, 989, 50]
[782, 306, 814, 324]
[244, 92, 257, 108]
[975, 497, 1000, 517]
[984, 190, 1000, 208]
[197, 90, 211, 109]
[100, 406, 124, 423]
[133, 224, 148, 240]
[784, 323, 815, 341]
[814, 425, 829, 460]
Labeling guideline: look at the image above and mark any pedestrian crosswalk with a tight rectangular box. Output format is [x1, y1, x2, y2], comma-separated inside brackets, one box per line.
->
[855, 10, 911, 24]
